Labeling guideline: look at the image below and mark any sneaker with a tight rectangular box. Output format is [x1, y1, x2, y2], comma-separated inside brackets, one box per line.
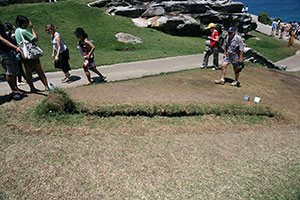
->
[212, 67, 220, 70]
[10, 93, 22, 100]
[17, 81, 27, 86]
[215, 79, 225, 85]
[200, 65, 207, 69]
[231, 81, 239, 86]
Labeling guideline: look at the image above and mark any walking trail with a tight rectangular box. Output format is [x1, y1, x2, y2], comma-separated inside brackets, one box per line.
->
[0, 14, 299, 96]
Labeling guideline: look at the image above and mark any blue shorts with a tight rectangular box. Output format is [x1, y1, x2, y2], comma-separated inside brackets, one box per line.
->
[224, 59, 239, 67]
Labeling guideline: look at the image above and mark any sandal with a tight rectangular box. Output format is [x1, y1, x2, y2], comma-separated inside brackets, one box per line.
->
[100, 76, 107, 82]
[62, 78, 71, 83]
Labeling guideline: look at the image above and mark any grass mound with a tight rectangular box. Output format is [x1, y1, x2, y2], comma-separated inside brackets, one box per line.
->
[34, 90, 282, 119]
[35, 89, 77, 115]
[85, 104, 282, 118]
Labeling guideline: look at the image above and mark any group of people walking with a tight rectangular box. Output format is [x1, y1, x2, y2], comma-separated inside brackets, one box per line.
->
[0, 15, 106, 100]
[1, 15, 244, 101]
[271, 20, 300, 46]
[201, 23, 244, 87]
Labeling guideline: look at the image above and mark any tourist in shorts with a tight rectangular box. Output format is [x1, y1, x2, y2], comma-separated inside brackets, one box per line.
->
[45, 24, 71, 83]
[215, 27, 244, 87]
[0, 22, 23, 100]
[4, 22, 27, 86]
[15, 15, 49, 92]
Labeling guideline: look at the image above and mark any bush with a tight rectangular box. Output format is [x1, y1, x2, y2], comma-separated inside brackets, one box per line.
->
[258, 12, 272, 25]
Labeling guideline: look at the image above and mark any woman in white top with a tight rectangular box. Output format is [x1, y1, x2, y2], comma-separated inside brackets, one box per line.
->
[45, 24, 71, 83]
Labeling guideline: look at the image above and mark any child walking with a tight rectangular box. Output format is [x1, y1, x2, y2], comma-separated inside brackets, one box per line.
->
[74, 27, 106, 85]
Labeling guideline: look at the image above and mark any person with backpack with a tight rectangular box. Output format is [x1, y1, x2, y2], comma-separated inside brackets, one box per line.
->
[201, 23, 220, 70]
[74, 27, 106, 85]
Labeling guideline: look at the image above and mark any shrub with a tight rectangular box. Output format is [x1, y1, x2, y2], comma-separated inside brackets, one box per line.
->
[258, 12, 272, 25]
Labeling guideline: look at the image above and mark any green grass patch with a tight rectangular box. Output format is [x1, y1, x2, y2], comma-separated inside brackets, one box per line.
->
[87, 103, 281, 118]
[245, 31, 297, 62]
[34, 89, 283, 121]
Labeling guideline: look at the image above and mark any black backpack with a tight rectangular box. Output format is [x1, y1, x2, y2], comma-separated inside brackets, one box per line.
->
[218, 35, 225, 47]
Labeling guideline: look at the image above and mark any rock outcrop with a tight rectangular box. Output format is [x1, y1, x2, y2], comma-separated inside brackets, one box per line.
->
[89, 0, 257, 36]
[244, 47, 287, 70]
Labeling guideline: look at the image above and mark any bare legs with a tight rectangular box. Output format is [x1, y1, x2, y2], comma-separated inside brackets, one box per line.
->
[84, 67, 92, 85]
[62, 70, 70, 82]
[6, 74, 18, 93]
[83, 67, 106, 85]
[24, 61, 49, 92]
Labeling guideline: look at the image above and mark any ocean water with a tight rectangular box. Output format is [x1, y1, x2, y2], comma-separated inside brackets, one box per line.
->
[235, 0, 300, 22]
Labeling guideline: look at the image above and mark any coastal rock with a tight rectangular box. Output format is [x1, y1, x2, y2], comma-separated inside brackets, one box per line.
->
[141, 6, 165, 17]
[107, 6, 146, 17]
[115, 32, 143, 44]
[132, 18, 152, 27]
[150, 14, 200, 35]
[244, 47, 287, 70]
[90, 0, 257, 36]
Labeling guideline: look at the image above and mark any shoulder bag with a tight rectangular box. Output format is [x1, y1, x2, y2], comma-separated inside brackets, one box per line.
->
[19, 29, 43, 60]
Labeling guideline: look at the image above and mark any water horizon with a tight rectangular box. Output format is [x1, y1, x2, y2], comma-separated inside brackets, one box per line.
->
[235, 0, 300, 22]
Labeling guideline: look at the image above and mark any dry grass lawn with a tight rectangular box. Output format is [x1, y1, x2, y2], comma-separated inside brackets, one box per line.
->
[0, 65, 300, 199]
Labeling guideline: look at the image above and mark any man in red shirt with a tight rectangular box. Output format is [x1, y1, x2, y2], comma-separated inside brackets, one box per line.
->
[201, 23, 220, 70]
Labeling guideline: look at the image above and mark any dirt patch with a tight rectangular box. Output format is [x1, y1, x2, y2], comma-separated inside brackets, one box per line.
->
[66, 66, 300, 121]
[1, 66, 300, 199]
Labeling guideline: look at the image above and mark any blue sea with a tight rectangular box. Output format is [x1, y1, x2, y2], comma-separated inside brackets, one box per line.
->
[235, 0, 300, 22]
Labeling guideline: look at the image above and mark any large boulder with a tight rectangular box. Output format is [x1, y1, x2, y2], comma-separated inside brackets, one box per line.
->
[150, 14, 200, 36]
[210, 1, 243, 13]
[115, 32, 143, 44]
[90, 0, 257, 36]
[107, 6, 146, 17]
[244, 47, 287, 70]
[161, 1, 210, 14]
[141, 6, 165, 17]
[132, 18, 152, 27]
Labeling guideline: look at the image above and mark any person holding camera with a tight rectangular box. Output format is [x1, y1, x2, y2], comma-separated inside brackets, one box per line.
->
[201, 23, 220, 70]
[215, 27, 244, 87]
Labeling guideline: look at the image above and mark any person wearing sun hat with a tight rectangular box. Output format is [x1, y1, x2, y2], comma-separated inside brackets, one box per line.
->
[201, 23, 220, 70]
[215, 27, 244, 87]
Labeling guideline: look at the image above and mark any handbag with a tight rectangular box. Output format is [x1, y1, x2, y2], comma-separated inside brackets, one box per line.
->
[19, 29, 43, 60]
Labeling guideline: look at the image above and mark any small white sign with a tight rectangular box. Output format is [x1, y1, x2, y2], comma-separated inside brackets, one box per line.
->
[254, 96, 261, 103]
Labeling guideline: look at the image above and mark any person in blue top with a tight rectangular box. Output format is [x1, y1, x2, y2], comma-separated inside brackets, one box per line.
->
[14, 15, 49, 92]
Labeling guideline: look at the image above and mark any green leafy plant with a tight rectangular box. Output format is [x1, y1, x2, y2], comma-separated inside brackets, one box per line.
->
[258, 12, 272, 25]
